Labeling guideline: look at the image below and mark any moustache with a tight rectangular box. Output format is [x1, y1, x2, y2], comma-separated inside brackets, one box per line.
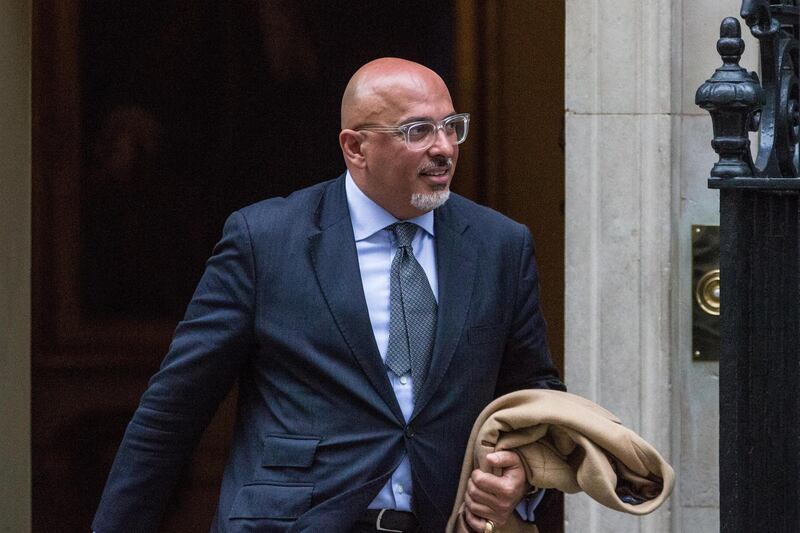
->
[419, 157, 453, 173]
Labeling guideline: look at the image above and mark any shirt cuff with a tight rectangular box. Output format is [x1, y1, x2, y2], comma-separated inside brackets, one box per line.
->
[515, 488, 546, 522]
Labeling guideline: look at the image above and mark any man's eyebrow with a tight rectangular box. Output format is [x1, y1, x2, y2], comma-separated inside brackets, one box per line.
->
[399, 113, 457, 125]
[399, 115, 434, 124]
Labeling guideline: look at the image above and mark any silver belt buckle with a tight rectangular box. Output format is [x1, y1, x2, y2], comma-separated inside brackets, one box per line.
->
[376, 509, 404, 533]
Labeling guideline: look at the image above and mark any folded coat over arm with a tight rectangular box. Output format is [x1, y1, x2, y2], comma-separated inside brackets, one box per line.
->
[448, 389, 675, 533]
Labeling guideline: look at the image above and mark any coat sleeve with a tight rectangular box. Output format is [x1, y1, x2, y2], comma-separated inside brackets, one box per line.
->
[495, 225, 565, 397]
[92, 211, 257, 533]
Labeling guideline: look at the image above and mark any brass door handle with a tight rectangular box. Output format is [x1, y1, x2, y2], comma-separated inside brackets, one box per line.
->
[695, 268, 720, 316]
[692, 225, 720, 360]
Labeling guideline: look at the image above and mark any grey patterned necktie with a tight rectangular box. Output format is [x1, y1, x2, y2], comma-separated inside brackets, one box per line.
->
[384, 222, 438, 398]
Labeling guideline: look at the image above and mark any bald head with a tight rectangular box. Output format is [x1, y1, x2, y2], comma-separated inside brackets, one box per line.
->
[338, 57, 459, 220]
[340, 58, 452, 129]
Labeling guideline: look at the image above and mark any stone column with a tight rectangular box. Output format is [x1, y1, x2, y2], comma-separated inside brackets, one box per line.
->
[0, 1, 32, 531]
[564, 1, 757, 532]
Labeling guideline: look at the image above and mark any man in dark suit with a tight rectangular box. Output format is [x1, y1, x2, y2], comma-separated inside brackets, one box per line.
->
[93, 58, 564, 533]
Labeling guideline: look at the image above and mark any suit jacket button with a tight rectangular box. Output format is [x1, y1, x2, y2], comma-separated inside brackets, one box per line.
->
[404, 425, 415, 438]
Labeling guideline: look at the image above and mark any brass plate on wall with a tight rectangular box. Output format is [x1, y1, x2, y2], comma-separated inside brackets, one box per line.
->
[692, 225, 720, 361]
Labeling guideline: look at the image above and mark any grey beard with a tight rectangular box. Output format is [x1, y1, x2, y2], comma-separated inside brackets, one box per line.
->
[410, 189, 450, 212]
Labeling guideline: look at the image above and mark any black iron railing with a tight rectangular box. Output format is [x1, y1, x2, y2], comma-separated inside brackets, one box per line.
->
[696, 2, 799, 532]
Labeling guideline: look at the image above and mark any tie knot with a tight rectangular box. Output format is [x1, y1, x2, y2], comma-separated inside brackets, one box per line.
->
[391, 222, 418, 248]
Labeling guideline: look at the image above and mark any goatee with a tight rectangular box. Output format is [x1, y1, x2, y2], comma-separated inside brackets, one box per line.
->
[410, 188, 450, 211]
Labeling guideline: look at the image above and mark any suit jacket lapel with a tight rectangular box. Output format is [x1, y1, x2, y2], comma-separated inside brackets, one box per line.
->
[308, 177, 404, 424]
[411, 201, 477, 420]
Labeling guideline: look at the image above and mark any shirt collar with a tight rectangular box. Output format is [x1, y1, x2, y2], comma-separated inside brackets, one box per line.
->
[345, 171, 435, 242]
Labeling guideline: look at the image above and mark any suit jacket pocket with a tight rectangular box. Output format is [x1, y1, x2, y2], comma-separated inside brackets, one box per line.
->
[262, 434, 321, 468]
[228, 481, 313, 520]
[468, 324, 504, 345]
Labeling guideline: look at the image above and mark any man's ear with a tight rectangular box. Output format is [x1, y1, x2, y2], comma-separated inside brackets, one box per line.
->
[339, 130, 366, 169]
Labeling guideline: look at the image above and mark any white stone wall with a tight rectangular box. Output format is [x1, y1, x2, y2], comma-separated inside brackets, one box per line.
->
[0, 1, 32, 531]
[564, 0, 758, 532]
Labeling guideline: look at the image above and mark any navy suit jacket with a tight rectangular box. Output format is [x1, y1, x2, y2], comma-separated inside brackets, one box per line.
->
[93, 174, 564, 532]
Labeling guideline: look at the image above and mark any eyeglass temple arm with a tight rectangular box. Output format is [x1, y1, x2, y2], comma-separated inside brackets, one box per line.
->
[353, 125, 403, 133]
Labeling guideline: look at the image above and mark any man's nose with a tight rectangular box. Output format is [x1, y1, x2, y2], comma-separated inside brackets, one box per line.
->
[427, 127, 455, 157]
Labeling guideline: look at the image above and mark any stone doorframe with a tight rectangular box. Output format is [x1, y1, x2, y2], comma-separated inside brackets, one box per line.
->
[564, 1, 757, 532]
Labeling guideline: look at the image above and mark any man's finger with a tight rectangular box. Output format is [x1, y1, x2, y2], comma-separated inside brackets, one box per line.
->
[471, 467, 519, 501]
[467, 476, 503, 508]
[464, 507, 494, 533]
[486, 450, 523, 470]
[465, 491, 498, 521]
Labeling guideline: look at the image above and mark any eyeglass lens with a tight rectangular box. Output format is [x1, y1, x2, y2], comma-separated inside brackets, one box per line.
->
[407, 116, 468, 149]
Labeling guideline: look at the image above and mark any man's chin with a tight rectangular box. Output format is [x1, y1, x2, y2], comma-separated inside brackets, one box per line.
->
[410, 189, 450, 212]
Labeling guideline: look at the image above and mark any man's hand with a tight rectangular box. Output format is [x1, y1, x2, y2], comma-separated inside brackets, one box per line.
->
[464, 450, 529, 532]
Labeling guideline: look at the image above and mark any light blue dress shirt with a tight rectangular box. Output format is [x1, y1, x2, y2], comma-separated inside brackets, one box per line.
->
[345, 173, 435, 512]
[345, 173, 543, 521]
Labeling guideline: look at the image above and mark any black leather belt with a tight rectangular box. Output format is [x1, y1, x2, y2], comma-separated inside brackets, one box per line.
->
[353, 509, 420, 533]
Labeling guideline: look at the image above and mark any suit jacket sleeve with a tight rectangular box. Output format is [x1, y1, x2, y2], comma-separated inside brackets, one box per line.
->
[495, 225, 565, 397]
[92, 211, 257, 533]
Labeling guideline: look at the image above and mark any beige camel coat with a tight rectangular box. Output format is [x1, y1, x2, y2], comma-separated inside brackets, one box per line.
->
[447, 390, 674, 533]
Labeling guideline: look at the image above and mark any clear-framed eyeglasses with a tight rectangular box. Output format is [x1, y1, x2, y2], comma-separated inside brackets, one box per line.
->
[355, 112, 470, 152]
